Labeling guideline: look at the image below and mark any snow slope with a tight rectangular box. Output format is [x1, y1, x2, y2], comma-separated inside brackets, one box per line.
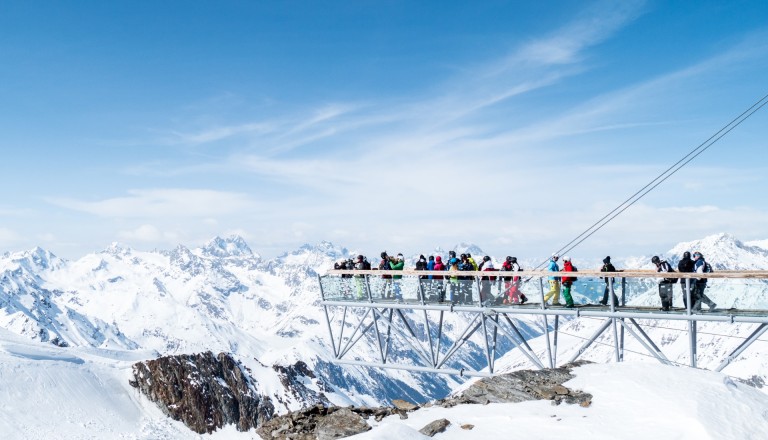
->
[1, 232, 767, 438]
[352, 363, 768, 440]
[3, 327, 767, 440]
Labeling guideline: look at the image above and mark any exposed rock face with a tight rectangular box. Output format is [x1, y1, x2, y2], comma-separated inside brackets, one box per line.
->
[130, 351, 275, 434]
[256, 405, 399, 439]
[315, 408, 371, 440]
[272, 360, 332, 410]
[419, 418, 451, 437]
[391, 399, 419, 411]
[435, 361, 593, 407]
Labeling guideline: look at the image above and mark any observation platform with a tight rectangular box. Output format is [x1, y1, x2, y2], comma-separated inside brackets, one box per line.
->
[318, 269, 768, 377]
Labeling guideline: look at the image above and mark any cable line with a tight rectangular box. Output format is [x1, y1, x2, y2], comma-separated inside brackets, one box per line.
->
[533, 92, 768, 269]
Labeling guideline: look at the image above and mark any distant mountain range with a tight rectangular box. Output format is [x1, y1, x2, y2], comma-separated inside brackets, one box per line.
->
[1, 232, 766, 413]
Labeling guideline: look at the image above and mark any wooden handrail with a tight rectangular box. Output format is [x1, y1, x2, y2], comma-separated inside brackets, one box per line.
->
[327, 269, 768, 279]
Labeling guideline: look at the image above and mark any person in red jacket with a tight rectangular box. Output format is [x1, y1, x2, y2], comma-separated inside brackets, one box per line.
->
[432, 255, 446, 302]
[560, 256, 576, 308]
[501, 256, 527, 304]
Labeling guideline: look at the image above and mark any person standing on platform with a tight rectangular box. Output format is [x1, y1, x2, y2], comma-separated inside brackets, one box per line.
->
[432, 255, 446, 301]
[652, 256, 676, 311]
[692, 251, 717, 311]
[388, 253, 405, 301]
[466, 253, 478, 271]
[599, 256, 619, 306]
[678, 251, 695, 308]
[543, 254, 561, 306]
[447, 258, 460, 302]
[502, 256, 526, 304]
[354, 255, 366, 299]
[560, 256, 576, 308]
[478, 256, 496, 304]
[415, 254, 428, 299]
[378, 251, 392, 298]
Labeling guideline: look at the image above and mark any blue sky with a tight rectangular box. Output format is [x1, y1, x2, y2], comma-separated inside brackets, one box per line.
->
[1, 0, 768, 261]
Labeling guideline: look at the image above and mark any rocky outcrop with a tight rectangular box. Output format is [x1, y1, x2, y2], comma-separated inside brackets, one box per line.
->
[433, 361, 593, 407]
[272, 360, 332, 410]
[315, 408, 372, 440]
[256, 363, 593, 438]
[419, 418, 451, 437]
[130, 351, 275, 434]
[130, 356, 592, 438]
[256, 404, 403, 439]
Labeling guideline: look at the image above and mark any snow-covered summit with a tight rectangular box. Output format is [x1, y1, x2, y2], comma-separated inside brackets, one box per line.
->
[666, 232, 768, 270]
[0, 246, 65, 273]
[198, 235, 256, 259]
[451, 243, 485, 258]
[102, 242, 133, 258]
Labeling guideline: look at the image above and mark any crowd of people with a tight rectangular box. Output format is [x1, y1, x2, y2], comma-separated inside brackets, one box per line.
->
[652, 251, 717, 311]
[333, 250, 718, 311]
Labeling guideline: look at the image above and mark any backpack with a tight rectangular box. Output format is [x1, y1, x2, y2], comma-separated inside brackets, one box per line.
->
[662, 261, 678, 283]
[571, 266, 578, 282]
[362, 259, 371, 270]
[704, 262, 713, 273]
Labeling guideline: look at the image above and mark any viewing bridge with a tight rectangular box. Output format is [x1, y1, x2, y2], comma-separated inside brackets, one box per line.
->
[318, 269, 768, 377]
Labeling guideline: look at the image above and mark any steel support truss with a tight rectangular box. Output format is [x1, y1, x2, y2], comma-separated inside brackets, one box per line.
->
[318, 272, 768, 376]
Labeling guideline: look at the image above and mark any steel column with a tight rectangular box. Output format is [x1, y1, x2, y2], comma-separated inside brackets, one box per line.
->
[568, 319, 613, 363]
[715, 323, 768, 372]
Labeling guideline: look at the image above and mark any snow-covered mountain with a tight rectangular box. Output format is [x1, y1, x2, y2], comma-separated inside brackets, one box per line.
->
[1, 232, 767, 437]
[0, 236, 496, 412]
[495, 233, 768, 387]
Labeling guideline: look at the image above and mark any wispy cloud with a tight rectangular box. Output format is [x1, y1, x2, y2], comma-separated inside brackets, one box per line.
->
[48, 189, 256, 218]
[118, 224, 180, 243]
[51, 1, 768, 259]
[169, 121, 275, 144]
[505, 1, 648, 68]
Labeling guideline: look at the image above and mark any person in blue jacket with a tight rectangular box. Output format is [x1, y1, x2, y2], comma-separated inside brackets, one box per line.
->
[543, 254, 561, 306]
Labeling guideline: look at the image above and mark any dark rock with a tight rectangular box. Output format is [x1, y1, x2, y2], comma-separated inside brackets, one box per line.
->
[131, 351, 274, 434]
[315, 408, 371, 440]
[392, 399, 419, 411]
[739, 375, 765, 389]
[269, 360, 333, 413]
[419, 418, 451, 437]
[257, 405, 399, 439]
[436, 361, 593, 407]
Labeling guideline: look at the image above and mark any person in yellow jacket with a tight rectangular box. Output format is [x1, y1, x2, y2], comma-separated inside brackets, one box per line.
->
[466, 253, 479, 271]
[543, 254, 561, 306]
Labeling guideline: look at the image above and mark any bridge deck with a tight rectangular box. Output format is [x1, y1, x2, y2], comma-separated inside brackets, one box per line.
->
[317, 270, 768, 376]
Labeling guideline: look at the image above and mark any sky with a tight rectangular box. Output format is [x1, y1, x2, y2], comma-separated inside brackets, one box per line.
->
[1, 0, 768, 261]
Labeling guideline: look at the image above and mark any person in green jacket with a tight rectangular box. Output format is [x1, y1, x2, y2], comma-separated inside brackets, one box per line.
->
[388, 253, 405, 300]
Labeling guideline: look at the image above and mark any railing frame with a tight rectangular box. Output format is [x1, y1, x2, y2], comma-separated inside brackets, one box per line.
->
[319, 270, 768, 376]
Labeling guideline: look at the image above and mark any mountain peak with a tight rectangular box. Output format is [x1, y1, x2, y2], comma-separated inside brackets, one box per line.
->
[294, 241, 348, 258]
[103, 242, 132, 257]
[10, 246, 64, 271]
[667, 233, 768, 270]
[200, 235, 255, 258]
[452, 243, 486, 257]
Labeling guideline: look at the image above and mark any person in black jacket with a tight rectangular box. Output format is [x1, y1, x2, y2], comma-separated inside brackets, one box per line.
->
[599, 256, 619, 306]
[652, 256, 677, 311]
[677, 251, 695, 308]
